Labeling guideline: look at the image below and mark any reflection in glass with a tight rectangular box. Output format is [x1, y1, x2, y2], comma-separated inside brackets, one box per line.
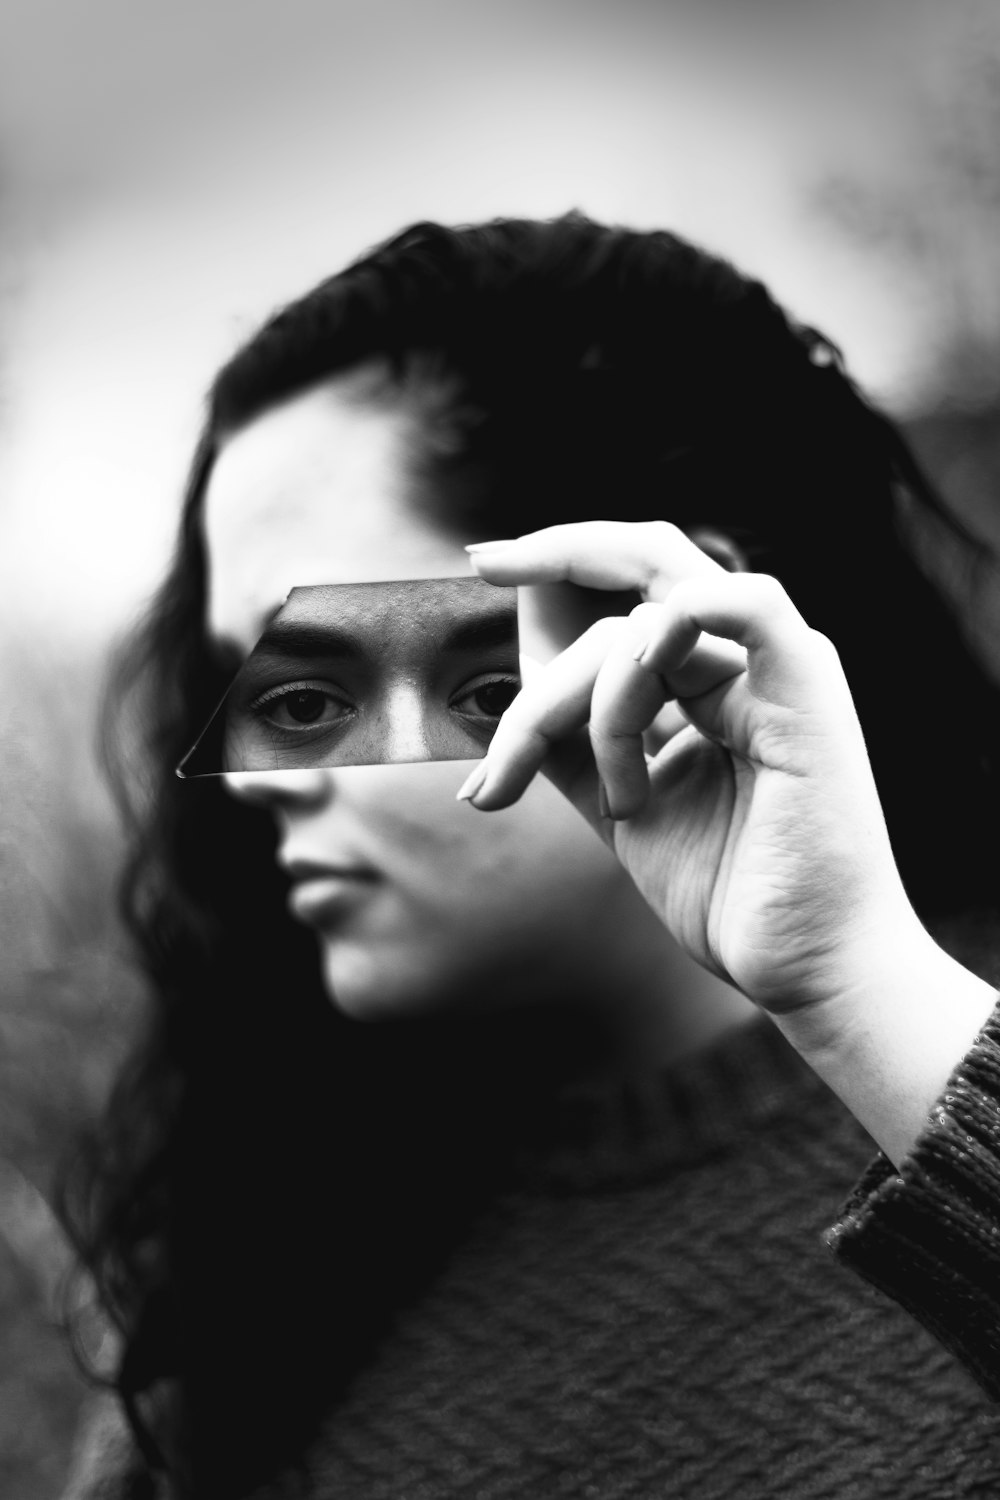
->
[178, 576, 520, 775]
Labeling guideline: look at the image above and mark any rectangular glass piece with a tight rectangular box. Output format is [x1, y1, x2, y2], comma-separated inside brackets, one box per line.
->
[177, 576, 520, 776]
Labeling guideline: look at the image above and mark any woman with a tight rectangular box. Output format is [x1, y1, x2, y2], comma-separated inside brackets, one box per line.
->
[63, 214, 1000, 1499]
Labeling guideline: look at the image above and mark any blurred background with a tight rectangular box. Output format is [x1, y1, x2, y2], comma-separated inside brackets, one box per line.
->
[2, 1, 1000, 1493]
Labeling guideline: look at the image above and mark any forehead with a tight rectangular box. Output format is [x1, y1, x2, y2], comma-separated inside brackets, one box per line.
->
[253, 577, 518, 669]
[204, 372, 473, 652]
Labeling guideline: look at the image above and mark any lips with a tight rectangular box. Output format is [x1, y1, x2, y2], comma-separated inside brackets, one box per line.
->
[281, 857, 380, 926]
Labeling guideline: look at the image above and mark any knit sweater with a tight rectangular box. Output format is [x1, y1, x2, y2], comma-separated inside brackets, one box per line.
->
[65, 1001, 1000, 1500]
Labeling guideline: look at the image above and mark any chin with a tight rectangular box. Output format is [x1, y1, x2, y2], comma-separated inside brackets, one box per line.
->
[320, 941, 462, 1022]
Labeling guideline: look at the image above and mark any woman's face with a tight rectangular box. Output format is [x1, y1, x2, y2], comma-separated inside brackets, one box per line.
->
[203, 369, 641, 1020]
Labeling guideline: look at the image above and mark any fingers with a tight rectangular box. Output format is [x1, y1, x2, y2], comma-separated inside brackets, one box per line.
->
[460, 600, 745, 819]
[461, 616, 647, 813]
[460, 561, 852, 826]
[588, 625, 666, 818]
[467, 520, 725, 601]
[588, 601, 744, 815]
[632, 573, 839, 717]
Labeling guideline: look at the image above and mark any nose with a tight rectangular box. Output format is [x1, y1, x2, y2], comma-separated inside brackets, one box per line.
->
[221, 768, 332, 810]
[373, 681, 435, 764]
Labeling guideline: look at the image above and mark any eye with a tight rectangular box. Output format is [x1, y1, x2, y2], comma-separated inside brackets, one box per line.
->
[248, 680, 355, 732]
[450, 673, 520, 721]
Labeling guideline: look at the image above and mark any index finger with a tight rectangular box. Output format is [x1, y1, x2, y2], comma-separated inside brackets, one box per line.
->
[466, 521, 726, 601]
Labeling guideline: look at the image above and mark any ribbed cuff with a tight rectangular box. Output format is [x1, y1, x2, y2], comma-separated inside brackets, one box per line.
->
[826, 992, 1000, 1400]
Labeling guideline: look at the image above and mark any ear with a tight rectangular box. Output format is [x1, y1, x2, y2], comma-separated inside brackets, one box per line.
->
[685, 526, 749, 574]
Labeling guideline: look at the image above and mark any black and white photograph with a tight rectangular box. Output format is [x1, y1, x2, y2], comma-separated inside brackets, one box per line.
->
[3, 4, 1000, 1498]
[181, 577, 520, 773]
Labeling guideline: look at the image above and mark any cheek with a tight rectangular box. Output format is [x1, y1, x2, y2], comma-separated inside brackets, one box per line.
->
[369, 770, 619, 923]
[314, 767, 626, 1017]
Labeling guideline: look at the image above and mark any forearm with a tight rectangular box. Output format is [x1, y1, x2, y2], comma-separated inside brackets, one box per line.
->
[772, 928, 998, 1170]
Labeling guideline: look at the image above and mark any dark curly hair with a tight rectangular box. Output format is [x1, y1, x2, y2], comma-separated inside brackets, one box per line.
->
[60, 213, 1000, 1498]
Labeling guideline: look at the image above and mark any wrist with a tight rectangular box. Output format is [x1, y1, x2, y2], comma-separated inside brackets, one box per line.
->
[770, 922, 998, 1169]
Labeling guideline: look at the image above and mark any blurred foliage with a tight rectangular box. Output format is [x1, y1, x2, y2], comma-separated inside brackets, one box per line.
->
[0, 634, 141, 1499]
[809, 4, 1000, 397]
[811, 12, 1000, 681]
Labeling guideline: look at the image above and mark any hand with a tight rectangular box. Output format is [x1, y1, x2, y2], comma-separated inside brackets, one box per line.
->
[464, 521, 999, 1168]
[462, 520, 923, 1021]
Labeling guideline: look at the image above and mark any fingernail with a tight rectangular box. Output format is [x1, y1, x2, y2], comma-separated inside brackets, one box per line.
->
[465, 539, 518, 553]
[456, 761, 490, 803]
[597, 778, 611, 820]
[632, 639, 650, 665]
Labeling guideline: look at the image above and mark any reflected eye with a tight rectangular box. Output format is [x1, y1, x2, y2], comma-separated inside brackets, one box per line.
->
[248, 681, 354, 732]
[450, 673, 520, 721]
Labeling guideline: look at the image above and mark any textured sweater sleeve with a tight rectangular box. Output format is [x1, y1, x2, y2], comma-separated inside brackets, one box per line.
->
[827, 991, 1000, 1400]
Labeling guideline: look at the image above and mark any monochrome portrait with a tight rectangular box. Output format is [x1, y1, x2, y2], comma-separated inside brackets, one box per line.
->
[6, 9, 1000, 1500]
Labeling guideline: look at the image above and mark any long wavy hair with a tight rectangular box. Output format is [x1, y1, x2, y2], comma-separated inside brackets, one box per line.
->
[60, 213, 1000, 1498]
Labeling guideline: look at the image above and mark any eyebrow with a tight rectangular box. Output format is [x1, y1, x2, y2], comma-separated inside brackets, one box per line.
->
[250, 621, 367, 661]
[245, 606, 518, 663]
[440, 609, 518, 654]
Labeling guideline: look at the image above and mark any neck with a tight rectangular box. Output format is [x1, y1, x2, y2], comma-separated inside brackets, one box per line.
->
[568, 880, 757, 1076]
